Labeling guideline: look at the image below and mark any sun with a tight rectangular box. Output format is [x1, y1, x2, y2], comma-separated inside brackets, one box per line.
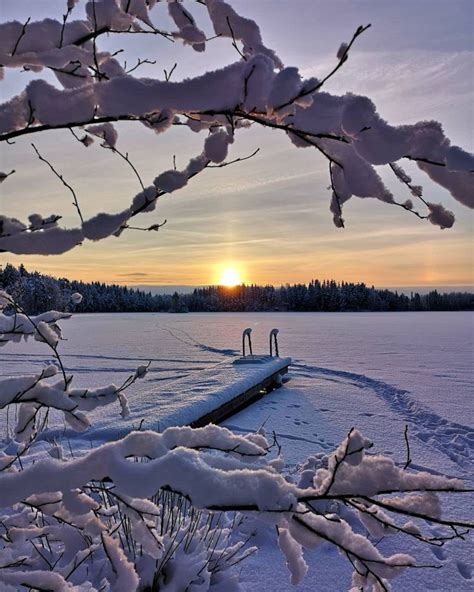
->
[219, 268, 242, 287]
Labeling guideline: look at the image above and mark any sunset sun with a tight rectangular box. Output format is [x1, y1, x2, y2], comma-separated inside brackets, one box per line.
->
[219, 268, 242, 287]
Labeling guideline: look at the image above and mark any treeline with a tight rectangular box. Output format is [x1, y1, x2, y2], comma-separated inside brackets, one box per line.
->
[0, 264, 162, 314]
[185, 283, 474, 312]
[1, 264, 473, 314]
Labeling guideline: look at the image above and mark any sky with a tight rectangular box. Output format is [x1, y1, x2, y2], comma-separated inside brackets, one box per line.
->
[0, 0, 473, 290]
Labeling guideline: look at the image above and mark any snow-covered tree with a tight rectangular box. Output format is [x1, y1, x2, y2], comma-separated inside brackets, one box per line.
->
[0, 2, 473, 591]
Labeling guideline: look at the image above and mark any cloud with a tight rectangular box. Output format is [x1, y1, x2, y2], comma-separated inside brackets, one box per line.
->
[302, 49, 473, 124]
[117, 272, 150, 277]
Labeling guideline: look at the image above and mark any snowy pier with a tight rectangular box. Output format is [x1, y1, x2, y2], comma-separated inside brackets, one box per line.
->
[189, 355, 291, 428]
[143, 354, 291, 431]
[145, 327, 291, 429]
[63, 355, 292, 447]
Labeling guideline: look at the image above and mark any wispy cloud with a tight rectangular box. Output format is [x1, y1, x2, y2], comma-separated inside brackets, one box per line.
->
[302, 50, 473, 129]
[117, 272, 150, 277]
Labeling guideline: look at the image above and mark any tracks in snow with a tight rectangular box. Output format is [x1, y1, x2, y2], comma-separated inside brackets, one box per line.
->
[292, 362, 474, 472]
[158, 325, 238, 357]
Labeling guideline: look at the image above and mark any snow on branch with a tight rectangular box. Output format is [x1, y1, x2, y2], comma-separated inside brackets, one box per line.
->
[0, 0, 472, 256]
[0, 423, 472, 591]
[0, 291, 149, 460]
[0, 142, 212, 254]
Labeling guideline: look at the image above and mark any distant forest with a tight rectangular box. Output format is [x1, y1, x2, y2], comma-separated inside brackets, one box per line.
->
[1, 264, 473, 314]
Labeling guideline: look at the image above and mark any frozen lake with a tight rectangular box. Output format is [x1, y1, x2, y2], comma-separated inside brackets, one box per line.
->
[2, 310, 472, 424]
[1, 311, 473, 590]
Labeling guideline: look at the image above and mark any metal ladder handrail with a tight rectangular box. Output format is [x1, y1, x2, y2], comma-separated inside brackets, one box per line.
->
[242, 327, 253, 356]
[269, 328, 279, 357]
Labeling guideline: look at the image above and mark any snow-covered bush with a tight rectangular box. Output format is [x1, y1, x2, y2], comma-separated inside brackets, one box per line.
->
[1, 2, 473, 590]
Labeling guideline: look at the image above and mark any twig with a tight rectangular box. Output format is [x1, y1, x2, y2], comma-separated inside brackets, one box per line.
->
[72, 25, 174, 47]
[0, 169, 16, 182]
[90, 0, 106, 81]
[276, 24, 371, 111]
[243, 64, 255, 102]
[403, 424, 412, 469]
[329, 162, 345, 228]
[389, 162, 428, 205]
[125, 57, 157, 75]
[207, 148, 260, 168]
[11, 17, 31, 56]
[102, 143, 145, 191]
[122, 220, 167, 232]
[226, 16, 246, 60]
[31, 143, 84, 224]
[392, 200, 428, 220]
[403, 155, 446, 169]
[164, 63, 177, 81]
[59, 9, 72, 49]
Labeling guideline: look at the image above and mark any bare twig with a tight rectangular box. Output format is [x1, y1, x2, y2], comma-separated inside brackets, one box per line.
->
[226, 16, 246, 60]
[403, 424, 412, 469]
[164, 63, 177, 81]
[121, 220, 167, 233]
[59, 9, 72, 49]
[31, 143, 84, 224]
[90, 0, 106, 81]
[403, 155, 446, 169]
[0, 169, 16, 183]
[276, 24, 371, 111]
[11, 17, 31, 56]
[101, 143, 146, 191]
[207, 148, 260, 168]
[125, 57, 157, 75]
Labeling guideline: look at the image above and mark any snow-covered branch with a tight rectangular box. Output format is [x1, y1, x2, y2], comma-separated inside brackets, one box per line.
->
[0, 0, 472, 257]
[1, 421, 472, 591]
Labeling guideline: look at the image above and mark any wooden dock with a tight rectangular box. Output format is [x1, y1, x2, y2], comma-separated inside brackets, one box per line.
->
[152, 354, 292, 430]
[71, 355, 292, 445]
[190, 356, 291, 428]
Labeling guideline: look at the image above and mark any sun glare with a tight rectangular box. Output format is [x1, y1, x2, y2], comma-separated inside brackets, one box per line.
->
[219, 268, 241, 287]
